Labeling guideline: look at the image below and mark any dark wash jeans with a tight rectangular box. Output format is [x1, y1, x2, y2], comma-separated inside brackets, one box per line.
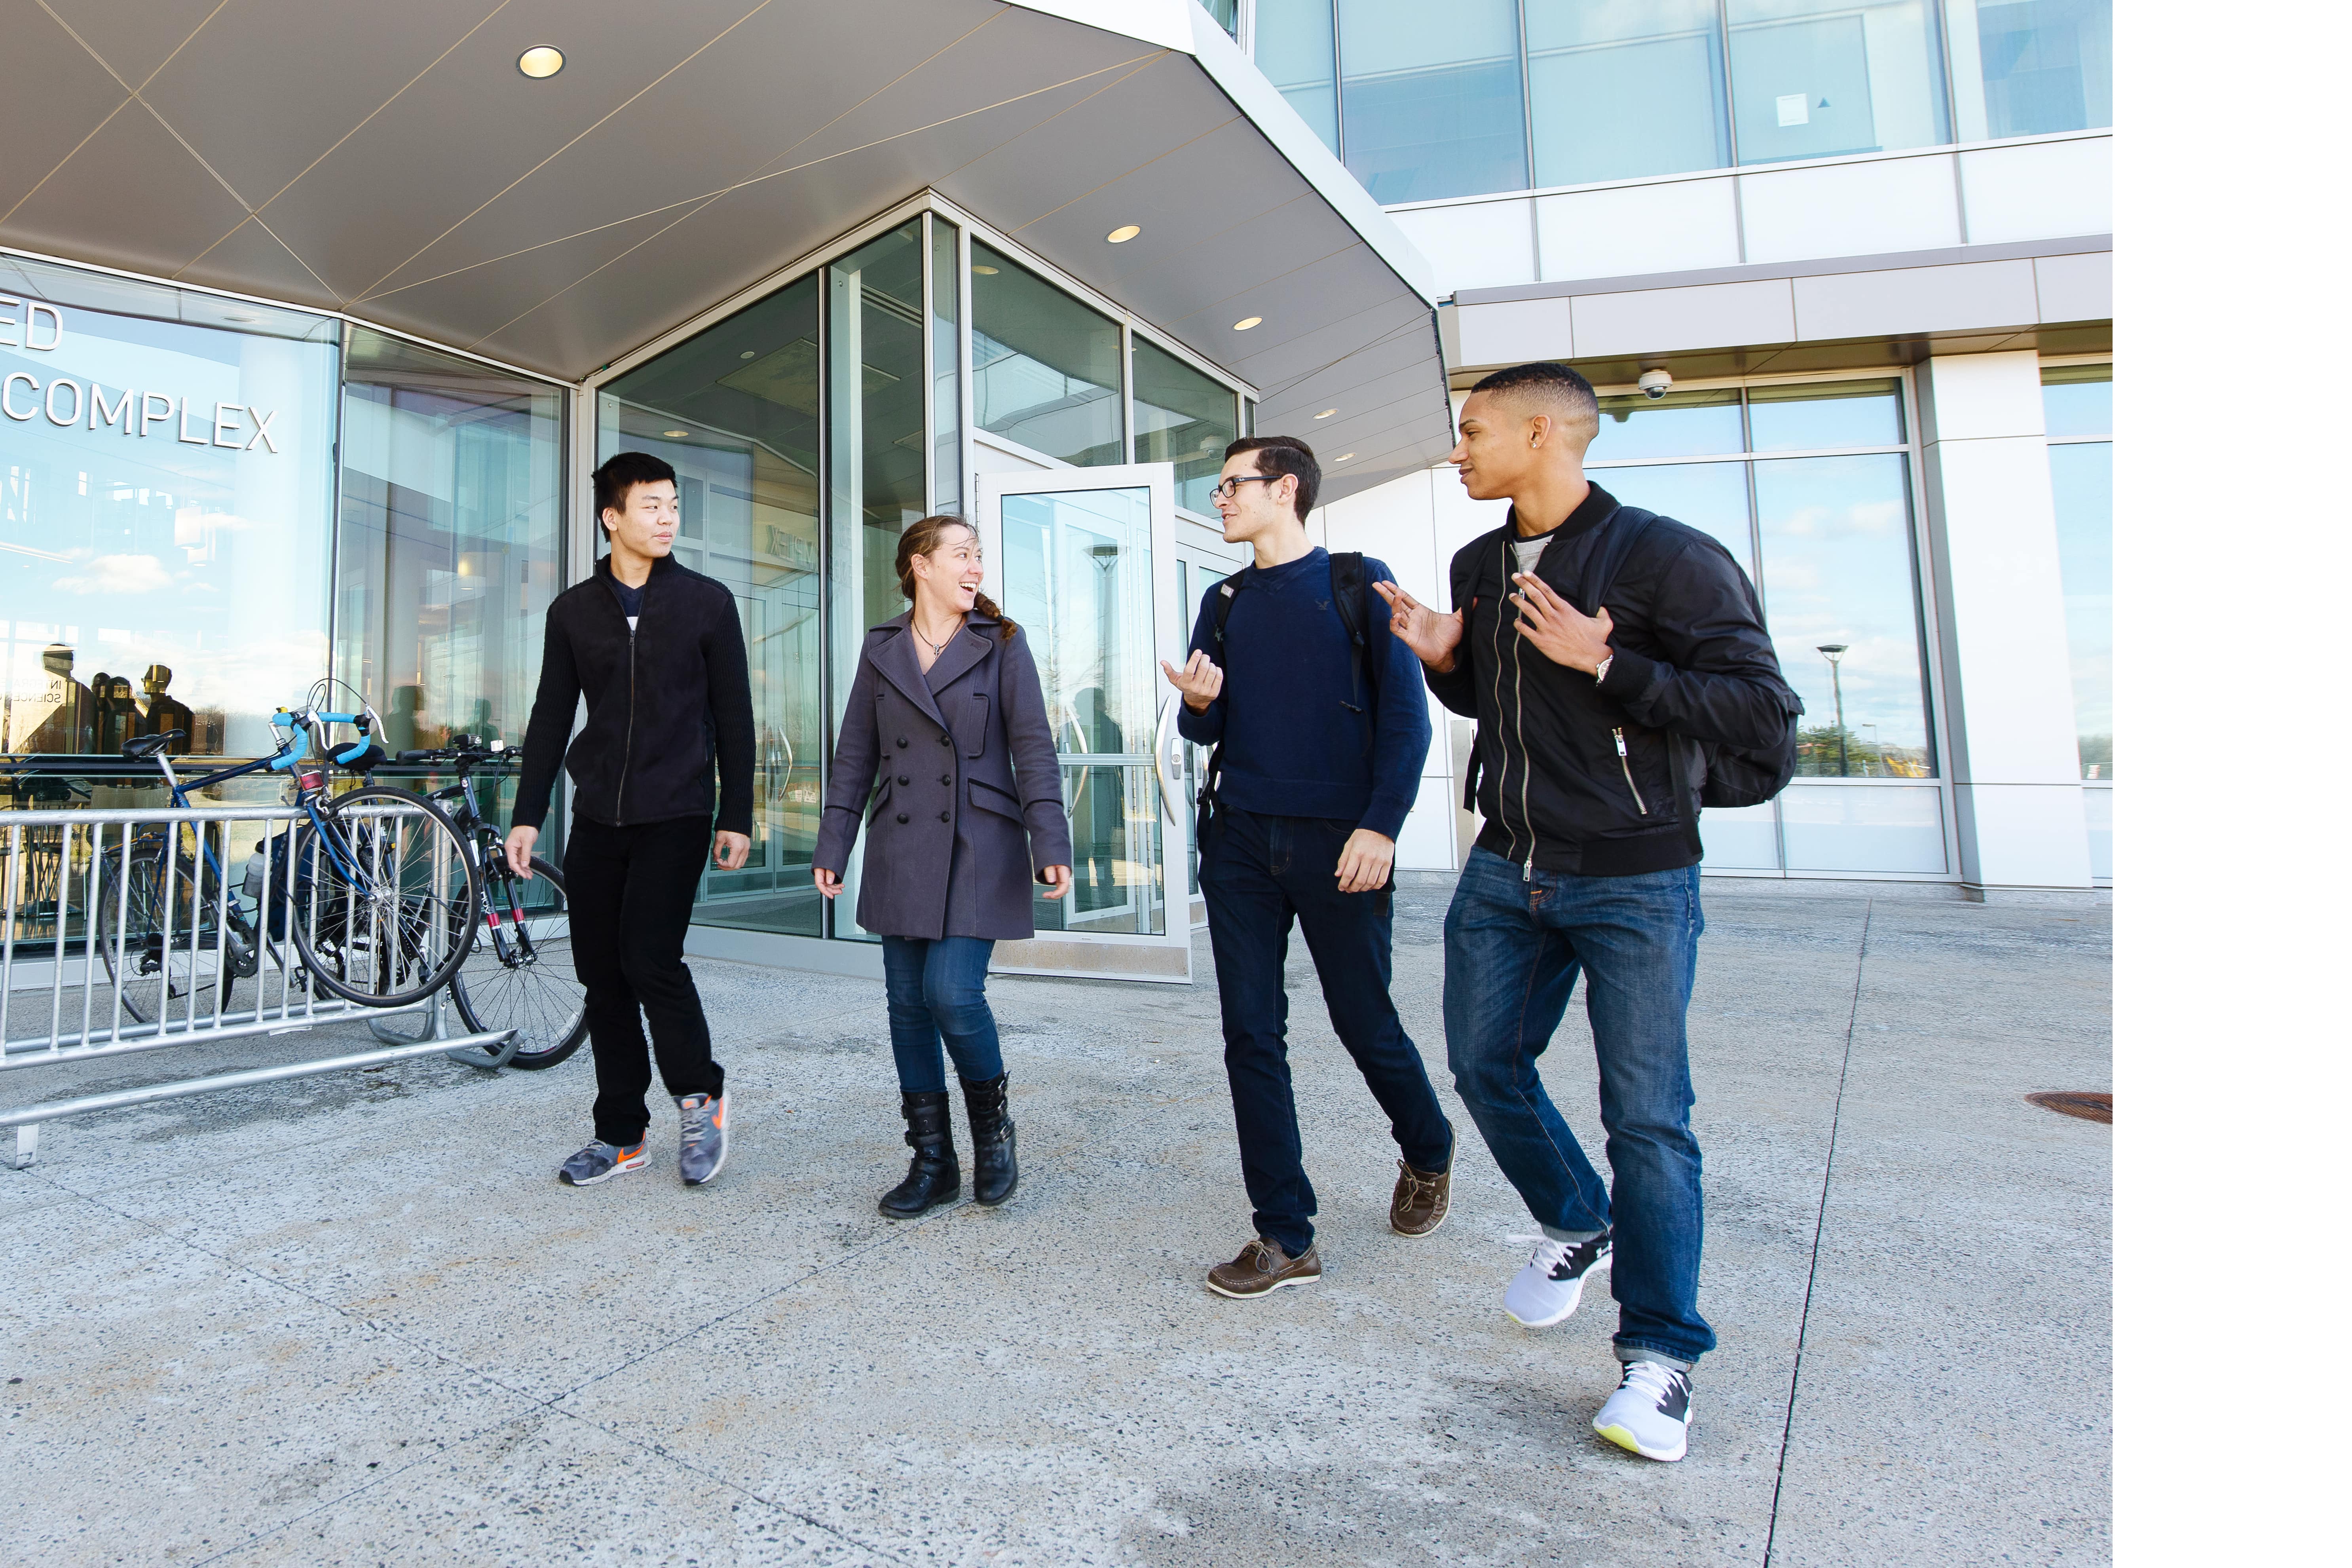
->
[879, 935, 1004, 1095]
[1443, 847, 1714, 1368]
[1201, 807, 1453, 1258]
[564, 814, 725, 1148]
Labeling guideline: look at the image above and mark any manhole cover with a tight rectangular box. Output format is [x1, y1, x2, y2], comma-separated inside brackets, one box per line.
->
[2026, 1091, 2111, 1124]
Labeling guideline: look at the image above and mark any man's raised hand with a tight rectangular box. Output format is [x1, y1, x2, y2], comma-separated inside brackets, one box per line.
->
[1372, 580, 1464, 672]
[1159, 649, 1224, 712]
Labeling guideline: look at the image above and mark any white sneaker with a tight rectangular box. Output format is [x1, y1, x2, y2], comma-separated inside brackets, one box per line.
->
[1503, 1231, 1613, 1328]
[1593, 1360, 1691, 1462]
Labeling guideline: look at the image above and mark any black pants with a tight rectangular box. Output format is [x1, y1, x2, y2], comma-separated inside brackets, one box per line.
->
[564, 814, 724, 1147]
[1200, 807, 1454, 1257]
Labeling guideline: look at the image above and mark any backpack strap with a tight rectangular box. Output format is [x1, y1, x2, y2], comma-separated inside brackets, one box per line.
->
[1328, 551, 1375, 713]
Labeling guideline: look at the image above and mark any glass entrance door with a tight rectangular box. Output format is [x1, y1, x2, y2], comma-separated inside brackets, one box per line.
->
[978, 465, 1189, 982]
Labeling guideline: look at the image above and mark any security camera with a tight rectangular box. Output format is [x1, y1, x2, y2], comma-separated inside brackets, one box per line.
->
[1636, 369, 1673, 400]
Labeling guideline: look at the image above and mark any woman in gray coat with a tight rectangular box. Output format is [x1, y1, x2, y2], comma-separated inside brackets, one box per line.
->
[814, 515, 1072, 1218]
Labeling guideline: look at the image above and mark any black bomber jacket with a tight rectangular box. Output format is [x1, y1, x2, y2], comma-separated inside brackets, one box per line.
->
[1427, 482, 1799, 878]
[512, 554, 754, 835]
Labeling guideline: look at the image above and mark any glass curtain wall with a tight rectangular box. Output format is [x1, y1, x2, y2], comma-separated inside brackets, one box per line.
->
[2043, 362, 2109, 875]
[1133, 339, 1239, 516]
[0, 253, 338, 766]
[598, 273, 827, 938]
[1257, 0, 2107, 198]
[1587, 377, 1944, 875]
[970, 243, 1124, 466]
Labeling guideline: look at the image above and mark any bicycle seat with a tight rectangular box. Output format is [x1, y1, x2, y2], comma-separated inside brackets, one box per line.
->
[121, 730, 183, 760]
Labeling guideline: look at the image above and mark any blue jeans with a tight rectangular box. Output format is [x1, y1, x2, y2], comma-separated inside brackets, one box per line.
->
[1202, 808, 1454, 1258]
[1443, 847, 1713, 1368]
[880, 936, 1004, 1095]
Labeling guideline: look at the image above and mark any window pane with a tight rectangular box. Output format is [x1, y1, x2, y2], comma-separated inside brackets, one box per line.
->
[830, 224, 928, 636]
[1747, 378, 1904, 450]
[1201, 0, 1239, 36]
[0, 261, 338, 760]
[1527, 0, 1729, 186]
[1948, 0, 2111, 140]
[2047, 441, 2110, 779]
[1587, 460, 1754, 575]
[931, 217, 962, 514]
[1255, 0, 1340, 153]
[600, 273, 826, 938]
[2041, 363, 2110, 438]
[1133, 340, 1238, 516]
[1753, 454, 1934, 777]
[1593, 388, 1744, 460]
[1338, 0, 1528, 201]
[971, 243, 1123, 467]
[339, 329, 564, 824]
[1727, 0, 1950, 164]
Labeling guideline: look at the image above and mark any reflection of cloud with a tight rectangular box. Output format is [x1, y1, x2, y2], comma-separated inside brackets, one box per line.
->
[54, 554, 172, 595]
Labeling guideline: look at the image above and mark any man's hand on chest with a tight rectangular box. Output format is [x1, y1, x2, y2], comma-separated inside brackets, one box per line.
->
[1507, 570, 1614, 676]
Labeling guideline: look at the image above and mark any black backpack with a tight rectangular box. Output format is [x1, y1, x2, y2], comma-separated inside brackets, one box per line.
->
[1196, 551, 1376, 836]
[1577, 509, 1801, 812]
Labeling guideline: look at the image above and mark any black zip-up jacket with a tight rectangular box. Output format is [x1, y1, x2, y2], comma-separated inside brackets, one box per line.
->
[512, 554, 754, 835]
[1428, 482, 1798, 878]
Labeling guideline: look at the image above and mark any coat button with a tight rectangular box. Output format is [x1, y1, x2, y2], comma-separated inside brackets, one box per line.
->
[896, 812, 909, 824]
[939, 810, 951, 822]
[896, 736, 907, 748]
[897, 774, 909, 785]
[939, 735, 950, 746]
[939, 773, 951, 786]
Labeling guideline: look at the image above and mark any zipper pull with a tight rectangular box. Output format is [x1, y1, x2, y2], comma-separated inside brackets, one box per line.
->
[1614, 728, 1629, 757]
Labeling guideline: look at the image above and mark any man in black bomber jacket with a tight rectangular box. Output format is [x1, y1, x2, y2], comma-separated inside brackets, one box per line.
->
[1376, 363, 1798, 1464]
[506, 451, 755, 1191]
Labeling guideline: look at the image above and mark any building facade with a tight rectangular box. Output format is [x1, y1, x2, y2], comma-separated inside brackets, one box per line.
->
[1242, 0, 2113, 894]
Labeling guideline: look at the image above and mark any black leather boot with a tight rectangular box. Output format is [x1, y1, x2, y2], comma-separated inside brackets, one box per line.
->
[879, 1090, 959, 1219]
[961, 1071, 1017, 1206]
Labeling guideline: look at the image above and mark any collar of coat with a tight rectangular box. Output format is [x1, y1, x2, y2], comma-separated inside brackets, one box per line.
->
[868, 608, 999, 729]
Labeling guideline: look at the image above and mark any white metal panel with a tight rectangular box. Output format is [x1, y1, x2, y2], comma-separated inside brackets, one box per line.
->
[1959, 136, 2112, 245]
[1387, 200, 1538, 295]
[1780, 783, 1948, 875]
[1699, 801, 1782, 871]
[2081, 786, 2111, 881]
[2035, 251, 2113, 323]
[1738, 154, 1963, 264]
[1454, 294, 1575, 368]
[1917, 348, 2047, 442]
[1951, 783, 2093, 888]
[1536, 178, 1742, 283]
[1570, 279, 1796, 357]
[1792, 259, 2039, 340]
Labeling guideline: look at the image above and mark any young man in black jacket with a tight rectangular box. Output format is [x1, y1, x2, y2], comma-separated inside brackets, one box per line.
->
[506, 451, 754, 1189]
[1377, 364, 1798, 1463]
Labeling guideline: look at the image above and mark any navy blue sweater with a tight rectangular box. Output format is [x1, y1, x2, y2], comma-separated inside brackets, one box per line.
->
[1176, 547, 1431, 839]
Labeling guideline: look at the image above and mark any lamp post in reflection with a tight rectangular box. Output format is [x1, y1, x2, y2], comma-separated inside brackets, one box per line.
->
[1817, 644, 1849, 777]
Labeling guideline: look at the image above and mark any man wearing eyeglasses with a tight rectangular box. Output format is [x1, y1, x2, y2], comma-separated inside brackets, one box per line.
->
[1159, 436, 1452, 1301]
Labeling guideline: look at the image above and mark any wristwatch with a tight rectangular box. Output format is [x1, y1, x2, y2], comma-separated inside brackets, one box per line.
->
[1594, 653, 1614, 685]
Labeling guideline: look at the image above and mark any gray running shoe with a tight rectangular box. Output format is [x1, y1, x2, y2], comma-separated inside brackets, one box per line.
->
[558, 1138, 649, 1186]
[678, 1088, 729, 1185]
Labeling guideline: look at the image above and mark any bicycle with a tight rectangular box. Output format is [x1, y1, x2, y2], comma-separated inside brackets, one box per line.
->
[382, 735, 587, 1069]
[94, 681, 478, 1023]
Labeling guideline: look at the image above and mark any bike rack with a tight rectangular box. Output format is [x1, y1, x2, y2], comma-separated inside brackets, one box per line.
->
[0, 801, 514, 1169]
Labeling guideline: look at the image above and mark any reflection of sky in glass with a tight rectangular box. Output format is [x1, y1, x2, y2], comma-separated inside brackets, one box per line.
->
[1591, 391, 1742, 460]
[2048, 441, 2111, 774]
[1753, 454, 1930, 764]
[2042, 375, 2111, 439]
[1589, 461, 1753, 575]
[1747, 380, 1902, 450]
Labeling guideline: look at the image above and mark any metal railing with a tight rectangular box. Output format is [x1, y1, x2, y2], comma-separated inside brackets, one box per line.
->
[1, 799, 514, 1168]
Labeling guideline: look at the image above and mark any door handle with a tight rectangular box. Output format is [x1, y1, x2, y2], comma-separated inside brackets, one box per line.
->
[1152, 694, 1186, 827]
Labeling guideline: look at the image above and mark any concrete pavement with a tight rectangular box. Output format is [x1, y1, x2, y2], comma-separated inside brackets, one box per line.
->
[1, 875, 2111, 1566]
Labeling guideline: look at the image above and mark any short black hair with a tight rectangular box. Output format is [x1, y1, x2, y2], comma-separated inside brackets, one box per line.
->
[593, 451, 677, 531]
[1225, 435, 1319, 521]
[1469, 362, 1599, 425]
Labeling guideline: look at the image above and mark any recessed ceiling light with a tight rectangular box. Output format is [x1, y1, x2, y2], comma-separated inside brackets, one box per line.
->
[223, 310, 261, 323]
[517, 46, 564, 79]
[738, 350, 757, 360]
[660, 429, 689, 439]
[1233, 316, 1262, 331]
[1106, 225, 1141, 244]
[1335, 453, 1355, 462]
[972, 264, 999, 275]
[1314, 408, 1336, 419]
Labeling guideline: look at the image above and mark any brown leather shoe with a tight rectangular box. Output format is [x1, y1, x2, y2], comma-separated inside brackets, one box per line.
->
[1205, 1237, 1322, 1299]
[1390, 1157, 1452, 1238]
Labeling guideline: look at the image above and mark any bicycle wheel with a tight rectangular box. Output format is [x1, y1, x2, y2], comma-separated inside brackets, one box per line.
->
[95, 845, 248, 1025]
[292, 787, 478, 1008]
[453, 855, 588, 1069]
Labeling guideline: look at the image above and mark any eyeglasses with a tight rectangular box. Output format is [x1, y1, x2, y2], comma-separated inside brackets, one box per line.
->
[1208, 475, 1278, 502]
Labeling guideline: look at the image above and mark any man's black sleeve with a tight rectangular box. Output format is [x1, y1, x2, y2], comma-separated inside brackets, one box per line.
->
[1422, 541, 1481, 718]
[705, 589, 756, 836]
[511, 604, 578, 830]
[1596, 536, 1798, 751]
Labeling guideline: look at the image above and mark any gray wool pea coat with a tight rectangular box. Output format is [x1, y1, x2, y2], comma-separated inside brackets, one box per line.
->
[813, 610, 1073, 941]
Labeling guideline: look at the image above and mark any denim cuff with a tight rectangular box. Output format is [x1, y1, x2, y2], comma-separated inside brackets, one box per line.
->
[1540, 1223, 1605, 1245]
[1614, 1342, 1696, 1373]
